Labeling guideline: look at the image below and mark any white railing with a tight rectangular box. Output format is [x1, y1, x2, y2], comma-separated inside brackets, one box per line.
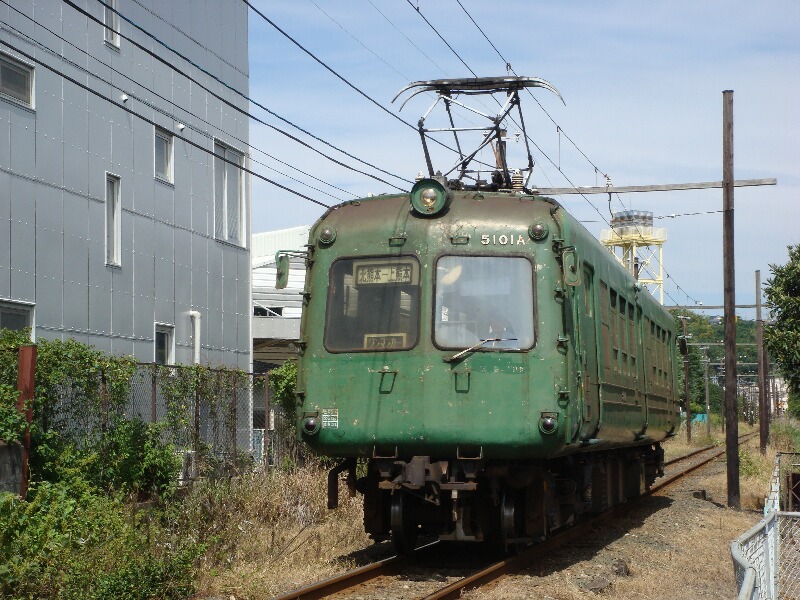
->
[732, 452, 800, 600]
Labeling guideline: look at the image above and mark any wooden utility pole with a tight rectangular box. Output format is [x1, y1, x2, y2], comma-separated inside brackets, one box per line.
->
[756, 270, 768, 454]
[723, 90, 740, 509]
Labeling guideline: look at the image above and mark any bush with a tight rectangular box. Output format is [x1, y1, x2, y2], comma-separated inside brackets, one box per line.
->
[101, 419, 181, 498]
[771, 419, 800, 452]
[0, 476, 201, 599]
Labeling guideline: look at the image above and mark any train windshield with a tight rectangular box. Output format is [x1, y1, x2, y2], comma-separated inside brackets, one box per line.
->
[324, 256, 421, 352]
[434, 256, 534, 350]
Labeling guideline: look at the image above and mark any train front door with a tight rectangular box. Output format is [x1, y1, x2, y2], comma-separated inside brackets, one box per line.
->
[579, 265, 601, 439]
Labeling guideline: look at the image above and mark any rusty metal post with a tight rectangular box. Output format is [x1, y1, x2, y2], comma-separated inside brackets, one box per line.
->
[16, 346, 36, 500]
[264, 372, 270, 469]
[722, 89, 740, 509]
[151, 363, 157, 423]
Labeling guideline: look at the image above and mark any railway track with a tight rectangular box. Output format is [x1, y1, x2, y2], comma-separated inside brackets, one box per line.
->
[274, 434, 758, 600]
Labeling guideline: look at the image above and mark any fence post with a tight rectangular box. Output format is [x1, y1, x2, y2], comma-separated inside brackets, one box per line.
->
[101, 370, 108, 470]
[264, 372, 270, 470]
[16, 346, 36, 500]
[193, 379, 200, 456]
[231, 377, 237, 469]
[151, 363, 157, 423]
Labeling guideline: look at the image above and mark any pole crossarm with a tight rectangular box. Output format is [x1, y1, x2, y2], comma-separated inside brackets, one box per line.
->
[535, 178, 776, 195]
[665, 304, 756, 310]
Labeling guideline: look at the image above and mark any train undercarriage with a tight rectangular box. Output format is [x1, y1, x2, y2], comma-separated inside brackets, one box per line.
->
[329, 444, 665, 554]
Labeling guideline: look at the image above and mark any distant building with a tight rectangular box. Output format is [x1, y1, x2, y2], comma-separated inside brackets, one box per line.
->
[252, 226, 310, 371]
[0, 1, 251, 370]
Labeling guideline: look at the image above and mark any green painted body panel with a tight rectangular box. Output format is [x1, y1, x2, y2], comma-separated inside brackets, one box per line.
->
[295, 190, 677, 461]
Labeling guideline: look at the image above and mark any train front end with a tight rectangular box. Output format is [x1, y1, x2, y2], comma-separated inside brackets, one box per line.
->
[291, 178, 578, 549]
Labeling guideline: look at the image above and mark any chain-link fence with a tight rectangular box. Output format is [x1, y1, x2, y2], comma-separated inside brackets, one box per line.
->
[733, 452, 800, 600]
[127, 363, 263, 476]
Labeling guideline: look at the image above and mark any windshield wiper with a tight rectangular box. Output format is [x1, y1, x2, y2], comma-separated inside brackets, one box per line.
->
[443, 337, 518, 363]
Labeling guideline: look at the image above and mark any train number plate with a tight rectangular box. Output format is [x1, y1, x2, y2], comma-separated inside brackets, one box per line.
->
[321, 408, 338, 429]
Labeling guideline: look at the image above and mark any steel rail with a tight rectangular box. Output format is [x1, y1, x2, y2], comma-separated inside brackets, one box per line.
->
[274, 433, 758, 600]
[423, 432, 759, 600]
[272, 541, 441, 600]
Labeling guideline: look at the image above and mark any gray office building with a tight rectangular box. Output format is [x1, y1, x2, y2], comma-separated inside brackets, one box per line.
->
[0, 0, 251, 370]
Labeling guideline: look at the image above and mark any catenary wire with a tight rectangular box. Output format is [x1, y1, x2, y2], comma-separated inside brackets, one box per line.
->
[448, 1, 701, 305]
[242, 0, 498, 173]
[405, 0, 476, 77]
[366, 0, 449, 77]
[454, 0, 631, 214]
[0, 38, 331, 209]
[80, 0, 409, 189]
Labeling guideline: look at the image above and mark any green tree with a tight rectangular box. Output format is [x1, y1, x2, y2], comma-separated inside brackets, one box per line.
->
[764, 244, 800, 417]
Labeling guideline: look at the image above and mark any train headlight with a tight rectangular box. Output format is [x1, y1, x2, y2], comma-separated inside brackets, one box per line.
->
[539, 412, 559, 435]
[302, 417, 320, 435]
[318, 226, 337, 245]
[420, 188, 438, 207]
[410, 178, 450, 216]
[529, 221, 549, 241]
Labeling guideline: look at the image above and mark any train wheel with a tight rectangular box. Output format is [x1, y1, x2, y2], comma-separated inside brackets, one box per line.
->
[500, 488, 526, 553]
[390, 490, 419, 555]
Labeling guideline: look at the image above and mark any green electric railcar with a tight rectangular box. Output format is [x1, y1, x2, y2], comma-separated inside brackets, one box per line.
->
[278, 78, 679, 552]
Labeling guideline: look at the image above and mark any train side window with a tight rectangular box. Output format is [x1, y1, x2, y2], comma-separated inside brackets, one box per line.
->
[619, 297, 628, 369]
[599, 281, 611, 377]
[610, 288, 619, 367]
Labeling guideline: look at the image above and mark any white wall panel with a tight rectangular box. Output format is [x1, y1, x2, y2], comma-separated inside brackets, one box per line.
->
[34, 186, 63, 284]
[153, 179, 174, 224]
[62, 87, 89, 196]
[9, 109, 35, 180]
[0, 170, 11, 297]
[88, 200, 111, 335]
[9, 177, 36, 302]
[131, 118, 154, 217]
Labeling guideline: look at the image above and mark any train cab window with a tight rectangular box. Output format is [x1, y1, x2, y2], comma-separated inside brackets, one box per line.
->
[434, 255, 534, 350]
[324, 256, 421, 352]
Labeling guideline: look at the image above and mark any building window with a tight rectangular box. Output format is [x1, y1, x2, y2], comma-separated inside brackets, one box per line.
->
[214, 142, 244, 245]
[0, 53, 33, 107]
[155, 324, 174, 365]
[154, 127, 173, 183]
[104, 0, 120, 47]
[0, 301, 32, 331]
[105, 174, 121, 266]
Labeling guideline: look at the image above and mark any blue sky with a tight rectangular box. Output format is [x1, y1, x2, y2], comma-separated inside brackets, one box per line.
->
[246, 1, 799, 315]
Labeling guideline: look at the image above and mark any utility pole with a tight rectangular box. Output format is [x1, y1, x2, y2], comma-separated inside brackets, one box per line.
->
[756, 269, 768, 454]
[701, 347, 711, 436]
[723, 90, 739, 509]
[678, 315, 691, 443]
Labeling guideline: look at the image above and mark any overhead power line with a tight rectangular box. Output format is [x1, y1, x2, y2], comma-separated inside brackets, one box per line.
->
[78, 0, 408, 189]
[0, 4, 354, 202]
[415, 1, 699, 306]
[405, 0, 476, 76]
[0, 38, 331, 209]
[241, 0, 489, 171]
[454, 0, 628, 213]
